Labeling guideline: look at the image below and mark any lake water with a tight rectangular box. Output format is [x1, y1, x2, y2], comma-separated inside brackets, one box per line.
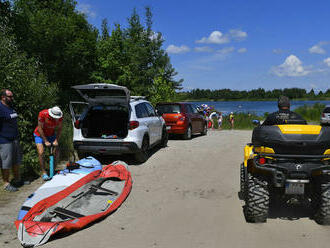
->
[190, 100, 330, 116]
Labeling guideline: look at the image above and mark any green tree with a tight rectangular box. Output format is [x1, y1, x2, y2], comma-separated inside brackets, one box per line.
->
[148, 73, 175, 105]
[101, 18, 110, 40]
[13, 0, 98, 95]
[92, 7, 181, 97]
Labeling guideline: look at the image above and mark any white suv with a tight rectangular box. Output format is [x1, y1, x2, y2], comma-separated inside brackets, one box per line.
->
[69, 84, 168, 162]
[321, 105, 330, 125]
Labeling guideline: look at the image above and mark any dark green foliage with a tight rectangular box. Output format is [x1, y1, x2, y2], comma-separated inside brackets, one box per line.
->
[183, 87, 329, 101]
[58, 112, 73, 161]
[13, 0, 98, 95]
[0, 21, 58, 173]
[92, 7, 181, 97]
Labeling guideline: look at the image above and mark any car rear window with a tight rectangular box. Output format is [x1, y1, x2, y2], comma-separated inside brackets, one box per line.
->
[323, 107, 330, 113]
[156, 104, 181, 114]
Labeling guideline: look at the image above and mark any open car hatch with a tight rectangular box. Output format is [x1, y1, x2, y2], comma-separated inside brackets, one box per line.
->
[72, 84, 130, 106]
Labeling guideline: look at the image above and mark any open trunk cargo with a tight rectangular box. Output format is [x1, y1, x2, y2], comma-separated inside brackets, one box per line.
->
[80, 105, 130, 138]
[70, 84, 130, 139]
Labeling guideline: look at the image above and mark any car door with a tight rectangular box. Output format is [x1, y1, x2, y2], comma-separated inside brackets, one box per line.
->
[188, 104, 203, 133]
[145, 102, 162, 144]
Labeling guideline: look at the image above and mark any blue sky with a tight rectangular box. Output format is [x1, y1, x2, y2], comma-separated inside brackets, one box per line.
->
[76, 0, 330, 92]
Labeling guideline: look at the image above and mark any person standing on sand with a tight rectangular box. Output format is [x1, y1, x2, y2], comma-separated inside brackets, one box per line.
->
[0, 89, 23, 192]
[34, 106, 63, 181]
[229, 112, 234, 129]
[218, 112, 223, 129]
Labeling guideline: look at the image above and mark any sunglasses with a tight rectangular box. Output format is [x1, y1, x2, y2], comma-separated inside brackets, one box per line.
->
[6, 95, 13, 98]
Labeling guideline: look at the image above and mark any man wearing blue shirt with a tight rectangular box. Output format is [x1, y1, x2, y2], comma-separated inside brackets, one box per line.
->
[0, 89, 22, 192]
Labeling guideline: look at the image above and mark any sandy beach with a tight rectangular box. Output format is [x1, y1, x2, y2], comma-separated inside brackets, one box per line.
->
[1, 130, 330, 248]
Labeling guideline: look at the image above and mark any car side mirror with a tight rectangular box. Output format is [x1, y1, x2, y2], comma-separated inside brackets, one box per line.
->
[252, 119, 260, 126]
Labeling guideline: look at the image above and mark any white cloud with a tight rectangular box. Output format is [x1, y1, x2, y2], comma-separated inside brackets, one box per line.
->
[229, 29, 247, 41]
[194, 46, 214, 52]
[77, 3, 97, 18]
[166, 45, 190, 54]
[324, 57, 330, 67]
[196, 29, 247, 45]
[309, 44, 326, 54]
[196, 31, 229, 44]
[271, 55, 310, 77]
[217, 47, 235, 54]
[237, 48, 247, 53]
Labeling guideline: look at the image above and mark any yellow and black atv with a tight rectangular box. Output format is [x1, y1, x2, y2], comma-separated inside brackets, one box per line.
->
[239, 122, 330, 224]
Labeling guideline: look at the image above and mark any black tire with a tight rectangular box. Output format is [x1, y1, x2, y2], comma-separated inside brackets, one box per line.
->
[313, 180, 330, 225]
[160, 127, 168, 148]
[238, 163, 245, 200]
[183, 125, 192, 140]
[201, 123, 207, 136]
[135, 136, 149, 163]
[244, 173, 269, 223]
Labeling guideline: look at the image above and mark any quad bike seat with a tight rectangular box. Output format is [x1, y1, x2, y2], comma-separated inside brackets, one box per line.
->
[252, 125, 330, 155]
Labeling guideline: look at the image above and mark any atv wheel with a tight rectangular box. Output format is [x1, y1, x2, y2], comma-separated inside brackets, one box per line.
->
[238, 163, 245, 200]
[160, 127, 168, 148]
[313, 180, 330, 225]
[135, 136, 149, 163]
[183, 125, 192, 140]
[244, 173, 269, 223]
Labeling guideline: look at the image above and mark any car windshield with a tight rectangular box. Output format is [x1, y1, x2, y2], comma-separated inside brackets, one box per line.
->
[157, 104, 181, 114]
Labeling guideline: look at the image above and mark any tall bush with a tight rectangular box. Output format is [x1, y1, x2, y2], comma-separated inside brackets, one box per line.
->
[0, 20, 58, 173]
[294, 103, 325, 122]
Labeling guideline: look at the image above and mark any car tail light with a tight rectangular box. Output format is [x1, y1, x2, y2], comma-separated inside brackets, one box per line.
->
[129, 121, 139, 130]
[258, 157, 267, 165]
[322, 113, 325, 117]
[74, 120, 80, 129]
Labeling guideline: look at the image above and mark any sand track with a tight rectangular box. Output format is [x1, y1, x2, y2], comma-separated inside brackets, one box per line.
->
[2, 130, 330, 248]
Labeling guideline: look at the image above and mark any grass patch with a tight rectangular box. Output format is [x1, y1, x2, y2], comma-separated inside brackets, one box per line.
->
[210, 112, 263, 130]
[294, 103, 325, 122]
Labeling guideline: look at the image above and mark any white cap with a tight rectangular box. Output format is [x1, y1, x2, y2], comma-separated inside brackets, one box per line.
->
[48, 106, 63, 119]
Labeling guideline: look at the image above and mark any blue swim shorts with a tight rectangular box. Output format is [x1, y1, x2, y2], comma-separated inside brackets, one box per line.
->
[33, 134, 56, 144]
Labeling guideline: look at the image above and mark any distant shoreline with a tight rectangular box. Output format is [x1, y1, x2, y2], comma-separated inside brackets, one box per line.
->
[182, 98, 330, 102]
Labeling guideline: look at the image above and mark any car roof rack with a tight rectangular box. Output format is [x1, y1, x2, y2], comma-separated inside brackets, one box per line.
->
[130, 96, 146, 101]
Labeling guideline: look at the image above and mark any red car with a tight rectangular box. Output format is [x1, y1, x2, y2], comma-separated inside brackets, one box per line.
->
[156, 102, 207, 139]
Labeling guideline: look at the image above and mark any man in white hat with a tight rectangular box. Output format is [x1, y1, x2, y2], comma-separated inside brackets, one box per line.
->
[33, 106, 63, 180]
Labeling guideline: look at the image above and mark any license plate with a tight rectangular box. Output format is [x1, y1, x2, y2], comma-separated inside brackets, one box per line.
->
[285, 182, 304, 195]
[166, 126, 171, 130]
